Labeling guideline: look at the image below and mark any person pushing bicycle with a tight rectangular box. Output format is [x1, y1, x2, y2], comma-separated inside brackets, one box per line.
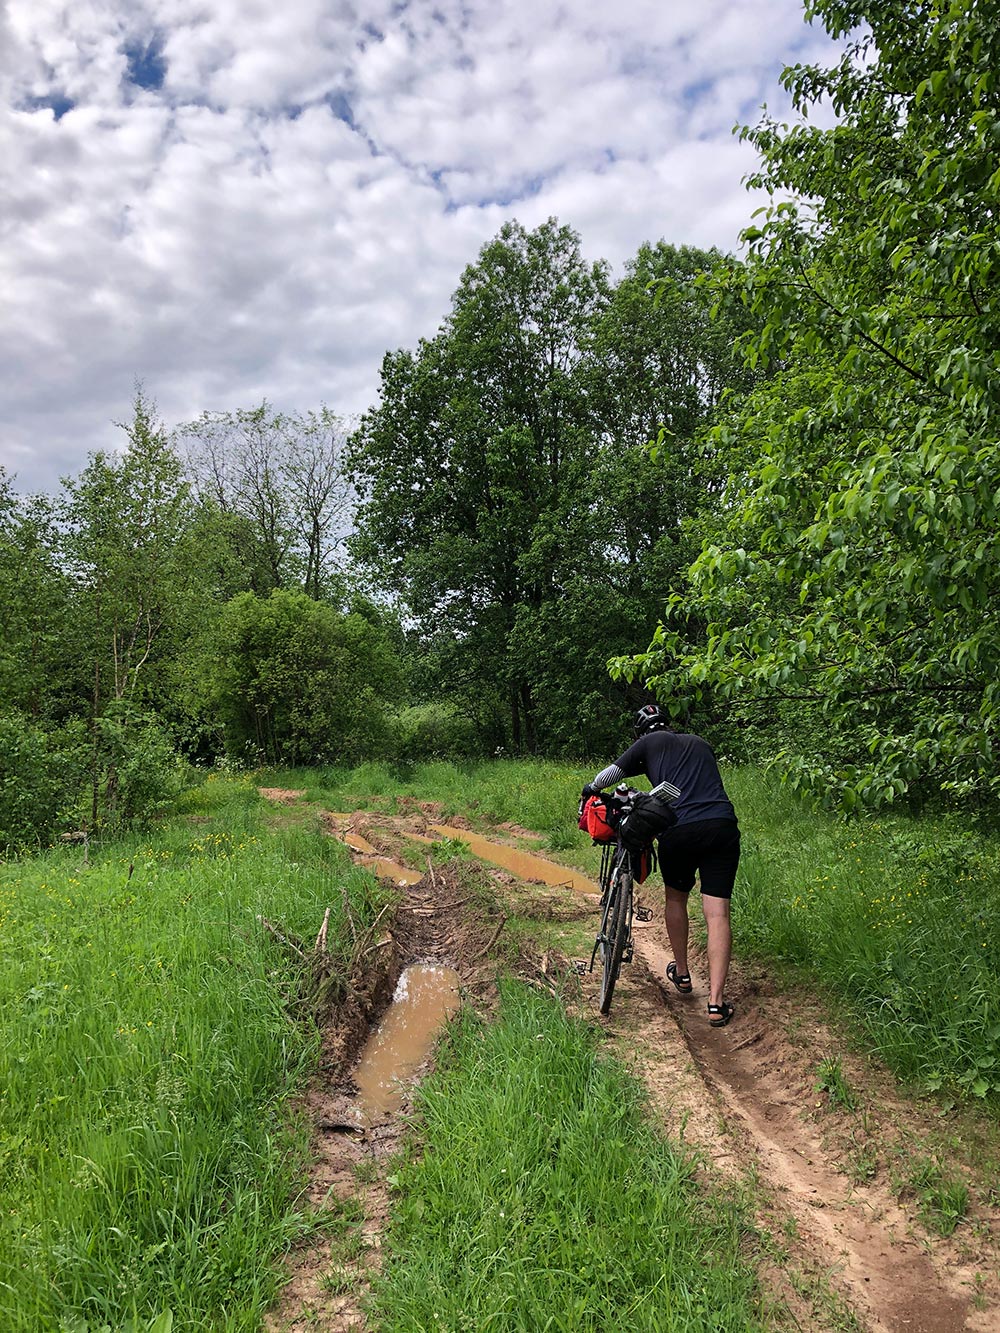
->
[582, 704, 740, 1027]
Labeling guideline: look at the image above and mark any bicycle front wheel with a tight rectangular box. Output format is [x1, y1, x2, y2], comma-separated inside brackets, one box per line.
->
[598, 867, 632, 1015]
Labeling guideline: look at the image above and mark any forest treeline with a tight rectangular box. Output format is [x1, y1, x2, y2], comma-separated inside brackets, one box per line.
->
[2, 0, 998, 848]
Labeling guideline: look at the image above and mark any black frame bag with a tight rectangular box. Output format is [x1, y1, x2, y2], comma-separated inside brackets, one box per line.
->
[618, 792, 677, 848]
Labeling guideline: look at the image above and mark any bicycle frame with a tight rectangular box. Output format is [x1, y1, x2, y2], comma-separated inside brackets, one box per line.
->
[589, 839, 636, 1015]
[581, 786, 661, 1015]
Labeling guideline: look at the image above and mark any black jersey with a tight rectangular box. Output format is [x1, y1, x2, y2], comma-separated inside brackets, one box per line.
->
[612, 730, 736, 827]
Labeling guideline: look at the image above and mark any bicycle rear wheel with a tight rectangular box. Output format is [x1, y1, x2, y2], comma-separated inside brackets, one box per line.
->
[598, 867, 632, 1015]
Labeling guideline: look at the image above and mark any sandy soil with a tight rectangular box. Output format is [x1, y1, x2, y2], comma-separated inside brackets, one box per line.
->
[263, 800, 1000, 1332]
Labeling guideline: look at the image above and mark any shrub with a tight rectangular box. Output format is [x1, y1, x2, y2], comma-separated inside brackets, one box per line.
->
[390, 702, 485, 763]
[0, 712, 87, 853]
[210, 591, 404, 766]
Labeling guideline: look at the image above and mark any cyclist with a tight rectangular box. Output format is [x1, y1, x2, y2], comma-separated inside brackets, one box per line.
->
[582, 704, 739, 1026]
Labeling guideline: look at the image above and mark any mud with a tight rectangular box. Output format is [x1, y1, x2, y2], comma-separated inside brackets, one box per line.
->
[351, 964, 461, 1124]
[264, 797, 1000, 1333]
[424, 823, 597, 892]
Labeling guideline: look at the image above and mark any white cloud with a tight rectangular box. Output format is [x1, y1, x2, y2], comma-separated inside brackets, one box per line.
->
[0, 0, 851, 493]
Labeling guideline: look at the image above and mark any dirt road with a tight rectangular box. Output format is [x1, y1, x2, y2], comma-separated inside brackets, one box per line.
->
[267, 802, 1000, 1332]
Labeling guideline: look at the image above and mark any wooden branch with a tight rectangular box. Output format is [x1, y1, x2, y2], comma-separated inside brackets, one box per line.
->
[314, 906, 331, 954]
[351, 903, 393, 969]
[360, 933, 393, 957]
[261, 916, 306, 959]
[473, 914, 507, 960]
[339, 883, 358, 946]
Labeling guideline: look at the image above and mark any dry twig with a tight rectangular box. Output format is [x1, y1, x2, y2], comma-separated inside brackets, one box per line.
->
[473, 914, 507, 960]
[314, 906, 331, 954]
[261, 917, 306, 959]
[339, 883, 358, 946]
[350, 902, 393, 970]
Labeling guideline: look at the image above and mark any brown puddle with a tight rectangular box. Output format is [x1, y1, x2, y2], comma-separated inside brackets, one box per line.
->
[424, 824, 597, 894]
[328, 821, 424, 885]
[359, 857, 424, 885]
[351, 964, 461, 1124]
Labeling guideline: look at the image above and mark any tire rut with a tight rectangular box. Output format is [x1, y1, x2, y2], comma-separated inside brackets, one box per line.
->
[619, 920, 993, 1333]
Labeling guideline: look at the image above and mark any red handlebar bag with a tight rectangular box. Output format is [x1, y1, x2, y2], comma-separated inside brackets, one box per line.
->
[579, 795, 616, 844]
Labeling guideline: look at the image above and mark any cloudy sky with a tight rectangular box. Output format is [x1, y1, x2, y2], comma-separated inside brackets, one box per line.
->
[1, 0, 849, 495]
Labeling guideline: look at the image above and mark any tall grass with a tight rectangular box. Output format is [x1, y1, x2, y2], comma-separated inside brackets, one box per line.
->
[729, 770, 1000, 1100]
[369, 982, 773, 1332]
[0, 775, 390, 1331]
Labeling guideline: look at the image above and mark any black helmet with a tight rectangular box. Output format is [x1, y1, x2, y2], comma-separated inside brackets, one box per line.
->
[634, 703, 670, 736]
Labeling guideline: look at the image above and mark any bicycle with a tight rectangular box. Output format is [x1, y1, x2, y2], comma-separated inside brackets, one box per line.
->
[584, 787, 656, 1015]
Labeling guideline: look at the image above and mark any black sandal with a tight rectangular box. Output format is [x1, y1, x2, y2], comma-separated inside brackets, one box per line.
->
[707, 1001, 735, 1027]
[666, 962, 693, 994]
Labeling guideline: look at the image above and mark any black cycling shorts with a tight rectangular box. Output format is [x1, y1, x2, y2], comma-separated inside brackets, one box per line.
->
[658, 818, 741, 899]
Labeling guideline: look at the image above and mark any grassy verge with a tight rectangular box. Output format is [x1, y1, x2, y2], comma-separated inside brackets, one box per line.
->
[729, 769, 1000, 1102]
[369, 981, 777, 1332]
[0, 775, 391, 1331]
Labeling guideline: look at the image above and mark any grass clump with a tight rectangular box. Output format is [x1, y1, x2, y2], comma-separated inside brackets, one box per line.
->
[369, 982, 775, 1332]
[901, 1158, 969, 1237]
[814, 1056, 858, 1112]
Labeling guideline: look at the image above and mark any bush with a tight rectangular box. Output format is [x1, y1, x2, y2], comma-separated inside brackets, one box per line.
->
[0, 712, 87, 853]
[90, 706, 189, 832]
[390, 702, 485, 763]
[212, 591, 403, 766]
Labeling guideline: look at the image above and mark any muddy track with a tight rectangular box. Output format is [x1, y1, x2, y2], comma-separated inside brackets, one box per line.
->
[266, 803, 1000, 1333]
[619, 921, 996, 1332]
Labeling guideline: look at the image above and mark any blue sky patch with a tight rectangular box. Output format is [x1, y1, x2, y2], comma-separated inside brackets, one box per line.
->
[327, 92, 358, 130]
[22, 92, 75, 120]
[124, 35, 167, 90]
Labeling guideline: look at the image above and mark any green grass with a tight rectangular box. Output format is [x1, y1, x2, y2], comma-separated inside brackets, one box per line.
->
[0, 774, 392, 1331]
[814, 1056, 858, 1112]
[899, 1158, 969, 1237]
[368, 982, 777, 1332]
[729, 768, 1000, 1101]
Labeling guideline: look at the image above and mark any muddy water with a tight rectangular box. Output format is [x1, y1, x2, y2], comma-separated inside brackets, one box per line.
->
[424, 824, 597, 894]
[329, 824, 425, 885]
[352, 964, 461, 1123]
[328, 813, 596, 894]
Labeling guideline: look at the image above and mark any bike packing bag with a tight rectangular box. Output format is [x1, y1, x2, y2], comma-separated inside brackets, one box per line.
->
[631, 845, 655, 884]
[618, 792, 677, 849]
[579, 795, 617, 844]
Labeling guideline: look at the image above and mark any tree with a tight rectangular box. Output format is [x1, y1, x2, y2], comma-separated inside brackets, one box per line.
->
[181, 404, 353, 601]
[619, 0, 1000, 809]
[61, 391, 206, 827]
[349, 219, 612, 751]
[351, 224, 758, 755]
[0, 476, 76, 722]
[210, 590, 403, 765]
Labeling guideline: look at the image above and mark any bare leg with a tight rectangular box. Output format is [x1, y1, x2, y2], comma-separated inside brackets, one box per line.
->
[664, 885, 691, 978]
[701, 894, 731, 1009]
